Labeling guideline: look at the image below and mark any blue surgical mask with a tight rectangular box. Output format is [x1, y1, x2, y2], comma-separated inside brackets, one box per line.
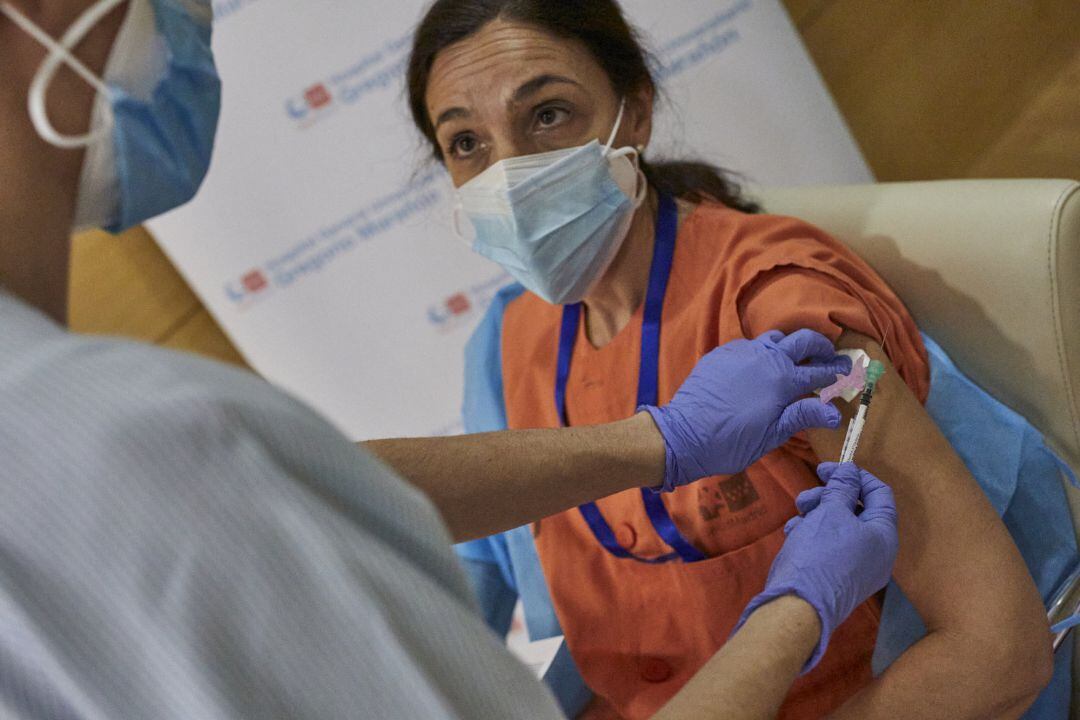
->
[1, 0, 221, 233]
[455, 102, 647, 305]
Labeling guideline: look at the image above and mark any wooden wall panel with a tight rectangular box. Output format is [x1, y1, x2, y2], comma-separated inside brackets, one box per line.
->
[161, 308, 248, 366]
[780, 0, 832, 28]
[69, 227, 199, 342]
[787, 0, 1080, 180]
[69, 226, 247, 366]
[967, 49, 1080, 179]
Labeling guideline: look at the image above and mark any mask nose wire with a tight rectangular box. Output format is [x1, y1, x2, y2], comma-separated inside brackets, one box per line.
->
[1, 0, 127, 149]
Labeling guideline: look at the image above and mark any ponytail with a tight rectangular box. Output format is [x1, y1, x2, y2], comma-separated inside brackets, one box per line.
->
[641, 159, 760, 214]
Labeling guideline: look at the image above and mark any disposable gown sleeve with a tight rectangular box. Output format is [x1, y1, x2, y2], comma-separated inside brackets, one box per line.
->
[456, 283, 527, 636]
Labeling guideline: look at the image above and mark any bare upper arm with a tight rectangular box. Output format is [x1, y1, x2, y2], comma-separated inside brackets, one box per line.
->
[807, 330, 1042, 635]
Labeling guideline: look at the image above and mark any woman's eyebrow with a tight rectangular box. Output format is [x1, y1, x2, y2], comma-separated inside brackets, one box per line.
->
[434, 107, 470, 130]
[434, 75, 581, 130]
[513, 74, 582, 102]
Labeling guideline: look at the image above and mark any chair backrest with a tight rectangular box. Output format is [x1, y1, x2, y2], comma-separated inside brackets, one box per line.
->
[758, 179, 1080, 519]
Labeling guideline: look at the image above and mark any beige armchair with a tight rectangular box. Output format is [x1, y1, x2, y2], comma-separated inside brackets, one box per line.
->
[758, 179, 1080, 714]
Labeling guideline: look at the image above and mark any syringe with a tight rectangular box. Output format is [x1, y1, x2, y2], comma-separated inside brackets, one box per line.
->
[839, 360, 885, 463]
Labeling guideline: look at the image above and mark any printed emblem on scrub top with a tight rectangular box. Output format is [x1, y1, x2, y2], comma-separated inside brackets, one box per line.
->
[721, 473, 761, 512]
[698, 473, 761, 521]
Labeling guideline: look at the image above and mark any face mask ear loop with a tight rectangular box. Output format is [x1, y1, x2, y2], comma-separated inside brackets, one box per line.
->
[450, 201, 474, 247]
[2, 0, 127, 149]
[631, 164, 648, 209]
[602, 98, 627, 155]
[608, 145, 649, 209]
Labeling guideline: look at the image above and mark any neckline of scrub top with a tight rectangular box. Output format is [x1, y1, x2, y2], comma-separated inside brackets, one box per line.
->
[556, 193, 706, 564]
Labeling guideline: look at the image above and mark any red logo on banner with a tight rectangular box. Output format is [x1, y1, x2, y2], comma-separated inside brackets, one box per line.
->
[304, 83, 332, 109]
[242, 270, 269, 293]
[446, 292, 471, 316]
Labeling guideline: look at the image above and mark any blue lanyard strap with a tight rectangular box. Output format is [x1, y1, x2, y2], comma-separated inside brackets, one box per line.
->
[556, 194, 705, 564]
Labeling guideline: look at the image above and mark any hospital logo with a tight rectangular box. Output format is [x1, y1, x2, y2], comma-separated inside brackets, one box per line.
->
[427, 293, 470, 323]
[428, 292, 473, 330]
[305, 83, 333, 109]
[425, 274, 511, 333]
[225, 268, 273, 309]
[243, 269, 269, 293]
[285, 83, 337, 126]
[445, 292, 471, 316]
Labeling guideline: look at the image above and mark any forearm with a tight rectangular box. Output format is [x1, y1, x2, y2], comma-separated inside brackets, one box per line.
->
[827, 631, 1040, 720]
[653, 596, 821, 720]
[363, 412, 664, 541]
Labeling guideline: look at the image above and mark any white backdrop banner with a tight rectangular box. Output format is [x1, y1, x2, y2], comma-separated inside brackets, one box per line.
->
[149, 0, 872, 441]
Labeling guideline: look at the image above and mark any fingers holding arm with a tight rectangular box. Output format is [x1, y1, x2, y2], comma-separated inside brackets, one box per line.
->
[791, 461, 880, 518]
[776, 398, 842, 439]
[759, 328, 852, 394]
[775, 328, 840, 364]
[857, 468, 898, 528]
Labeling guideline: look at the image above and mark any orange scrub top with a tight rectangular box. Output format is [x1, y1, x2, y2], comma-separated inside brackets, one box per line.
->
[499, 200, 930, 720]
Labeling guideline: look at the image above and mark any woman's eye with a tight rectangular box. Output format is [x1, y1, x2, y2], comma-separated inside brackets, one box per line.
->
[450, 135, 478, 158]
[535, 107, 569, 128]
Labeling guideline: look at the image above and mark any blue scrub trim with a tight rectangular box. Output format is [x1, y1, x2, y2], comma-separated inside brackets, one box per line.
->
[455, 283, 593, 718]
[461, 283, 526, 436]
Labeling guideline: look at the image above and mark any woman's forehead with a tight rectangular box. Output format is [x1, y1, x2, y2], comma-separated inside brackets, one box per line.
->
[426, 20, 609, 118]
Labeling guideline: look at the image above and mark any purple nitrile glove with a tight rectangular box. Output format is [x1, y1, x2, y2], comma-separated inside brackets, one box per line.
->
[734, 462, 899, 674]
[640, 329, 851, 492]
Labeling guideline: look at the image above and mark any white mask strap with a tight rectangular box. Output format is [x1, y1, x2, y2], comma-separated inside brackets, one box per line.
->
[606, 144, 648, 209]
[602, 99, 627, 154]
[1, 0, 127, 149]
[630, 164, 648, 208]
[450, 201, 474, 246]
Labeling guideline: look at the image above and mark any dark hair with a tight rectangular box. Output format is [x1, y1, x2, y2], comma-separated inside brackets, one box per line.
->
[407, 0, 760, 213]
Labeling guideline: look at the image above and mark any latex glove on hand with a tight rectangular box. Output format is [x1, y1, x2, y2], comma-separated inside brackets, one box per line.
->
[735, 462, 900, 673]
[640, 329, 851, 492]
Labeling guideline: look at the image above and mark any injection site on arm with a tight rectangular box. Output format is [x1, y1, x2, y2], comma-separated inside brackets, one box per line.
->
[816, 349, 887, 463]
